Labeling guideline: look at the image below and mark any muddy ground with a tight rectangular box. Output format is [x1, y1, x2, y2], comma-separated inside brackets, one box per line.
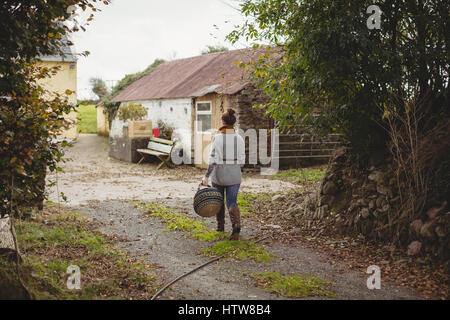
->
[47, 134, 422, 300]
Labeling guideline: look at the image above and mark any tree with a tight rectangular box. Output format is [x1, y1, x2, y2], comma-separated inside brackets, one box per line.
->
[201, 45, 229, 55]
[101, 58, 165, 127]
[228, 0, 450, 253]
[228, 0, 449, 162]
[90, 77, 109, 100]
[0, 0, 110, 217]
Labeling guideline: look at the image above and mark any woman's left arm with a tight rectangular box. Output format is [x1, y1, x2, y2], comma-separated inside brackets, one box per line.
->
[202, 136, 217, 185]
[201, 164, 215, 185]
[205, 163, 216, 178]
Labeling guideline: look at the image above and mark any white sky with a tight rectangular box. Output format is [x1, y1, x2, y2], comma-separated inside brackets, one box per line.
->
[71, 0, 249, 100]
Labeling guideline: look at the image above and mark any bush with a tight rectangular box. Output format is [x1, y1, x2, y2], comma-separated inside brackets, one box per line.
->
[228, 0, 449, 164]
[117, 103, 147, 122]
[0, 66, 74, 217]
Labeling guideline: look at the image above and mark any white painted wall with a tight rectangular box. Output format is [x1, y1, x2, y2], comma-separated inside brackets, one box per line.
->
[110, 98, 193, 157]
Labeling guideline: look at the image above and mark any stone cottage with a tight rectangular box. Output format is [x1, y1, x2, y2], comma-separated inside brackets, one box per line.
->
[110, 48, 275, 167]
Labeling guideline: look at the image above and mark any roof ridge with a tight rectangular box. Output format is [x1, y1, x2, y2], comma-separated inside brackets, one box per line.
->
[159, 47, 255, 64]
[111, 47, 265, 102]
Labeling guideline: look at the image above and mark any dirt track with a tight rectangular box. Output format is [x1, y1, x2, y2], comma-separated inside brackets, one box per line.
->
[47, 134, 422, 300]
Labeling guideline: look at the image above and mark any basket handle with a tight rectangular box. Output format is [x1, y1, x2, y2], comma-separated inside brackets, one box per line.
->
[198, 183, 212, 190]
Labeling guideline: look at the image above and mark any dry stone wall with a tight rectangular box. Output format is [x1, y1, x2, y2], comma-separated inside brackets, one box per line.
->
[290, 147, 449, 261]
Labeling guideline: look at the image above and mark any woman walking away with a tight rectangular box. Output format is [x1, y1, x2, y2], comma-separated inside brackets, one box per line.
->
[201, 108, 245, 240]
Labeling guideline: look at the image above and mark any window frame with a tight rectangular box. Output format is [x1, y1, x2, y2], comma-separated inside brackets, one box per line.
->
[195, 101, 212, 134]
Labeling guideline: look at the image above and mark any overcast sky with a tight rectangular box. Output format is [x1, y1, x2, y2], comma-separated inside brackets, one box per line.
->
[71, 0, 248, 100]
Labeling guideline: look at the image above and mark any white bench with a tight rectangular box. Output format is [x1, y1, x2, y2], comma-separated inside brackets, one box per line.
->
[136, 137, 174, 169]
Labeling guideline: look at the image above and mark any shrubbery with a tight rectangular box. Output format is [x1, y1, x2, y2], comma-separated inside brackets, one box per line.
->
[0, 0, 110, 217]
[117, 102, 147, 122]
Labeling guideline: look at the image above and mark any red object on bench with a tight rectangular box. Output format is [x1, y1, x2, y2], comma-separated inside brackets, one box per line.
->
[152, 129, 160, 138]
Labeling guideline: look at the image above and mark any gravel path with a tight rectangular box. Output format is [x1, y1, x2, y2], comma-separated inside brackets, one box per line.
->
[47, 134, 422, 300]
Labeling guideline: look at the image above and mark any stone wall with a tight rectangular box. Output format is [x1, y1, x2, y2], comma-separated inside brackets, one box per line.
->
[291, 147, 449, 261]
[230, 84, 271, 133]
[229, 85, 273, 167]
[230, 84, 328, 168]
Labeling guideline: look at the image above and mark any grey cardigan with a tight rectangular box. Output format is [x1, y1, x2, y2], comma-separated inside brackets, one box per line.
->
[206, 132, 245, 186]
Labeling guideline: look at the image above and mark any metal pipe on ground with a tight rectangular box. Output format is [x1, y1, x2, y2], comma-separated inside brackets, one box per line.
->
[150, 235, 271, 300]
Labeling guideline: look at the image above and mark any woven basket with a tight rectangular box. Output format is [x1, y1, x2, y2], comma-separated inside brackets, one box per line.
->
[193, 185, 224, 217]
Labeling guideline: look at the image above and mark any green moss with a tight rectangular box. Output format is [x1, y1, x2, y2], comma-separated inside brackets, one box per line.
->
[13, 207, 158, 300]
[271, 168, 326, 184]
[136, 202, 228, 241]
[202, 240, 273, 262]
[17, 221, 107, 255]
[193, 230, 229, 242]
[237, 193, 270, 216]
[20, 244, 156, 300]
[250, 271, 334, 298]
[237, 194, 252, 216]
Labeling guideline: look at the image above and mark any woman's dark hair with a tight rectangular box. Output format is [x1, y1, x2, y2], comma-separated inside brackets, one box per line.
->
[221, 108, 237, 125]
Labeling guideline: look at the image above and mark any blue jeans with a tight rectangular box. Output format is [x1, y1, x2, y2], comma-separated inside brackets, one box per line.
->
[212, 183, 240, 209]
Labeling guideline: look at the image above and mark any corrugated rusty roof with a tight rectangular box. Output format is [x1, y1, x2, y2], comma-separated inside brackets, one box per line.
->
[111, 48, 268, 102]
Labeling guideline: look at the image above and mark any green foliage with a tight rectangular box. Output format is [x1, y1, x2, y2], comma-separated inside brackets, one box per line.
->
[0, 0, 110, 95]
[89, 77, 109, 100]
[77, 104, 97, 133]
[250, 271, 334, 298]
[117, 102, 147, 121]
[0, 0, 110, 216]
[101, 58, 165, 127]
[228, 0, 449, 162]
[0, 66, 76, 217]
[201, 45, 229, 55]
[0, 0, 102, 96]
[101, 101, 120, 130]
[202, 240, 273, 262]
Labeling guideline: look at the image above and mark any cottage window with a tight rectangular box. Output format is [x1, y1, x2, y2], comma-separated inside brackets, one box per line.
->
[196, 101, 212, 133]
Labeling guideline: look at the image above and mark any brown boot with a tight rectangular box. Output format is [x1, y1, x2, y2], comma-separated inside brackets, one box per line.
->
[228, 206, 241, 240]
[216, 204, 225, 232]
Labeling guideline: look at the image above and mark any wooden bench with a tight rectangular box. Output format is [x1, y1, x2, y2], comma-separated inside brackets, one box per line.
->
[136, 137, 174, 169]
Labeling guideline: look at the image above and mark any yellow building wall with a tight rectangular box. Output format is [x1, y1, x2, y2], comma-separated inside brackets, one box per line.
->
[97, 105, 109, 137]
[36, 60, 78, 139]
